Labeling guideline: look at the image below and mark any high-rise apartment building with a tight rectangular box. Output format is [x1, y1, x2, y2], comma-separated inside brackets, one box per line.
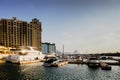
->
[0, 17, 42, 51]
[42, 42, 56, 54]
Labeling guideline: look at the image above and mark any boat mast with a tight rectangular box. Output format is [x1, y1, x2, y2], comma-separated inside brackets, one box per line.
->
[63, 44, 64, 54]
[63, 44, 64, 58]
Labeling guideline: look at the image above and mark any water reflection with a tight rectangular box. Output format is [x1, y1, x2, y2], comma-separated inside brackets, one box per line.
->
[0, 63, 120, 80]
[0, 63, 20, 79]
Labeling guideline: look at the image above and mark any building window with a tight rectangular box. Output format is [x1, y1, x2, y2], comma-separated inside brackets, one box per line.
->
[14, 22, 16, 25]
[17, 23, 19, 26]
[8, 22, 10, 25]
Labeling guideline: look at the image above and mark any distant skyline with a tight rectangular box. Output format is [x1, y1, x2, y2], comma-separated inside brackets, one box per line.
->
[1, 0, 120, 53]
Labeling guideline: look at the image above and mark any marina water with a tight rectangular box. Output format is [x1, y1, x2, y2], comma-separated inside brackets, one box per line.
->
[0, 63, 120, 80]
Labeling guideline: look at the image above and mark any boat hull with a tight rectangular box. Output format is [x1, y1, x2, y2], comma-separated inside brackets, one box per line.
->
[6, 60, 41, 64]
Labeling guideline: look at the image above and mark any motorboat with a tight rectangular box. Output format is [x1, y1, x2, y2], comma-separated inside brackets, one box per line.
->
[44, 58, 57, 66]
[87, 57, 100, 68]
[43, 55, 68, 67]
[6, 46, 45, 64]
[44, 58, 68, 67]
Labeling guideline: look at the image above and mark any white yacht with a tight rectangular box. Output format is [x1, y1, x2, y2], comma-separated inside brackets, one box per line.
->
[6, 46, 45, 64]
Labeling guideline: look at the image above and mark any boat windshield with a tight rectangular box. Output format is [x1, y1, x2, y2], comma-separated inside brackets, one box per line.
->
[18, 52, 27, 55]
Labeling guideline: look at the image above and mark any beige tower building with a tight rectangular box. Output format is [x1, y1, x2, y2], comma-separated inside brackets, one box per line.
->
[0, 17, 42, 51]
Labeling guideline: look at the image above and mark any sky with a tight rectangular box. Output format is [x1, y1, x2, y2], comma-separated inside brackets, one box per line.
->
[0, 0, 120, 53]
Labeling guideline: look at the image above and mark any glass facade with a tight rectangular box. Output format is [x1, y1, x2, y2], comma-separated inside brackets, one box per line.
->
[42, 42, 56, 54]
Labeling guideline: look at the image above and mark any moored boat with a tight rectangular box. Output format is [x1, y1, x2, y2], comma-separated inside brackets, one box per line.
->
[6, 46, 45, 64]
[44, 58, 57, 67]
[100, 62, 111, 70]
[87, 57, 100, 68]
[43, 55, 68, 67]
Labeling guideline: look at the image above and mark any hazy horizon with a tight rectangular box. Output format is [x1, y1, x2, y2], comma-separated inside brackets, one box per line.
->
[1, 0, 120, 53]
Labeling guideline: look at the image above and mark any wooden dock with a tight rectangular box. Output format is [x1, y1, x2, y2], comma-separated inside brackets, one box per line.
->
[68, 60, 83, 64]
[67, 58, 85, 64]
[51, 60, 68, 67]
